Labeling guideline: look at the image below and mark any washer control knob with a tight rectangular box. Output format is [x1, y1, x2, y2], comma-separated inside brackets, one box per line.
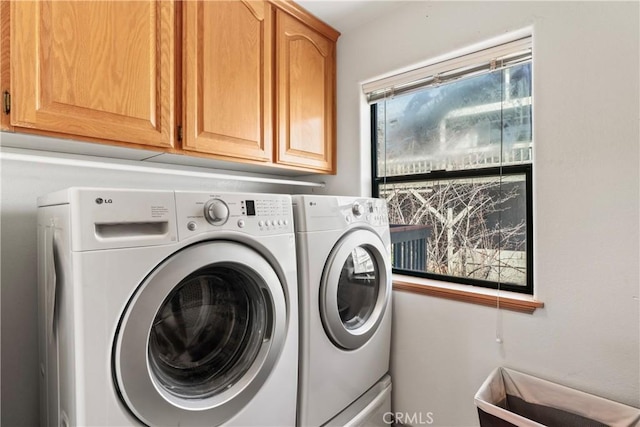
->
[352, 202, 363, 217]
[204, 199, 229, 225]
[187, 221, 197, 231]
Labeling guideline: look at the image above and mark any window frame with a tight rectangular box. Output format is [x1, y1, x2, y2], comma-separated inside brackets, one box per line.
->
[371, 84, 534, 294]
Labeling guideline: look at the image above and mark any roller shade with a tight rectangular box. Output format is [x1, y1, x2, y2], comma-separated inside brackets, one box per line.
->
[363, 37, 532, 103]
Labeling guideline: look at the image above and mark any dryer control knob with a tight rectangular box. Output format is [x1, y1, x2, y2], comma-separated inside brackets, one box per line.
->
[352, 202, 364, 217]
[204, 199, 229, 225]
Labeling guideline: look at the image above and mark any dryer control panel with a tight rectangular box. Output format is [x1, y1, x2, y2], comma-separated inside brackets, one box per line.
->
[175, 191, 294, 240]
[292, 195, 389, 233]
[342, 198, 389, 227]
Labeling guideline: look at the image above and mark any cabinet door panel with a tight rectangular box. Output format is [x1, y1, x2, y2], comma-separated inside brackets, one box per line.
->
[1, 0, 10, 131]
[183, 0, 272, 161]
[11, 1, 174, 147]
[276, 10, 335, 173]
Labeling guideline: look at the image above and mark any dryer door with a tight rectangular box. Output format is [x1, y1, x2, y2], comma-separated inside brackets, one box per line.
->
[113, 241, 287, 426]
[320, 229, 391, 350]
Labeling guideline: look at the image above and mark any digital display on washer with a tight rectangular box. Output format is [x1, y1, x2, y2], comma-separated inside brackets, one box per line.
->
[246, 200, 256, 216]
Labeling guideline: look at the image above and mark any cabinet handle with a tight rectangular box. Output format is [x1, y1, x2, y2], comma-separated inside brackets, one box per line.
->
[2, 91, 9, 115]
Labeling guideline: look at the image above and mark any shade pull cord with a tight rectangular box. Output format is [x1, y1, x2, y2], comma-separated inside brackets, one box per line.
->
[496, 70, 505, 345]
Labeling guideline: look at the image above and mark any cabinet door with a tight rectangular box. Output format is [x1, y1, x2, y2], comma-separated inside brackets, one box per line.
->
[183, 1, 273, 162]
[1, 0, 10, 131]
[276, 10, 335, 173]
[10, 1, 175, 148]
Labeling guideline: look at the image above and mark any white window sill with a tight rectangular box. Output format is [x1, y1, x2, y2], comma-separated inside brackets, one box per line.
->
[392, 274, 544, 314]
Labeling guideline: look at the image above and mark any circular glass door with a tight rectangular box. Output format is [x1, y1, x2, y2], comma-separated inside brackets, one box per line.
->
[113, 241, 286, 426]
[148, 266, 268, 400]
[336, 246, 380, 330]
[320, 229, 391, 350]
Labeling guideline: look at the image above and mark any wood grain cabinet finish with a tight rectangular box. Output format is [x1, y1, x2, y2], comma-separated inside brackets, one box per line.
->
[3, 0, 339, 173]
[9, 0, 175, 148]
[182, 0, 273, 162]
[275, 9, 335, 173]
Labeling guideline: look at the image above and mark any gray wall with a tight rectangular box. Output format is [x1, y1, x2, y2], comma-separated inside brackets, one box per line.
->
[0, 140, 319, 426]
[328, 1, 639, 425]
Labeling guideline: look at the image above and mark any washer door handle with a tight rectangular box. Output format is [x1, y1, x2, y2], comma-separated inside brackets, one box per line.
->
[46, 224, 62, 340]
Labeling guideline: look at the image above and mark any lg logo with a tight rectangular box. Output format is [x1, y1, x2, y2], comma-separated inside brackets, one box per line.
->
[95, 198, 113, 205]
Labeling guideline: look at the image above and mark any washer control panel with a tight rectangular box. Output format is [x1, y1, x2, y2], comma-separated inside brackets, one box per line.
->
[175, 191, 293, 239]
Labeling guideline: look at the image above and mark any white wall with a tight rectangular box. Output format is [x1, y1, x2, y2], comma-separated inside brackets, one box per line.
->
[0, 140, 318, 426]
[330, 1, 639, 426]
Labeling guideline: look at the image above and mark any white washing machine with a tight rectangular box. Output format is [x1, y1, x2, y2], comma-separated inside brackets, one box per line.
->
[292, 195, 392, 427]
[37, 188, 298, 426]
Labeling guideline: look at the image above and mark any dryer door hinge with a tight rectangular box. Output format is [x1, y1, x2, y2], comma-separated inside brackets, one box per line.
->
[177, 125, 183, 141]
[3, 91, 10, 115]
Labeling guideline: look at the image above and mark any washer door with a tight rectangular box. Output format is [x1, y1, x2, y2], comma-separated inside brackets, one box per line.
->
[320, 229, 391, 350]
[113, 241, 287, 426]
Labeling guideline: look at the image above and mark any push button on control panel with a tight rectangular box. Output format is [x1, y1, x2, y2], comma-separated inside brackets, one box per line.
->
[257, 217, 290, 231]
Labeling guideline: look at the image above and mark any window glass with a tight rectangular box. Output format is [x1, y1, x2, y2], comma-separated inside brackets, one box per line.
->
[337, 247, 380, 329]
[377, 63, 532, 177]
[148, 266, 267, 399]
[372, 53, 532, 293]
[381, 174, 528, 286]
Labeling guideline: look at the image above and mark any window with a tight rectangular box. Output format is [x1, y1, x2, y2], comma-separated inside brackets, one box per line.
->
[370, 38, 533, 294]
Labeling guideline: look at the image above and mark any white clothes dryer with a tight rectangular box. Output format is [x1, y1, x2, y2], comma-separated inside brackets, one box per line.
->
[37, 188, 298, 426]
[292, 195, 392, 427]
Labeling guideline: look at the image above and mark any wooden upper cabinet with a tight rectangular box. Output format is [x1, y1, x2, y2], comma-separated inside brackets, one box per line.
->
[275, 9, 335, 173]
[10, 1, 175, 148]
[182, 1, 273, 162]
[4, 0, 339, 173]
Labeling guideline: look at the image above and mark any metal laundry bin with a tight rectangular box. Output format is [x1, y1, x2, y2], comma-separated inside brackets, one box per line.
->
[474, 367, 640, 427]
